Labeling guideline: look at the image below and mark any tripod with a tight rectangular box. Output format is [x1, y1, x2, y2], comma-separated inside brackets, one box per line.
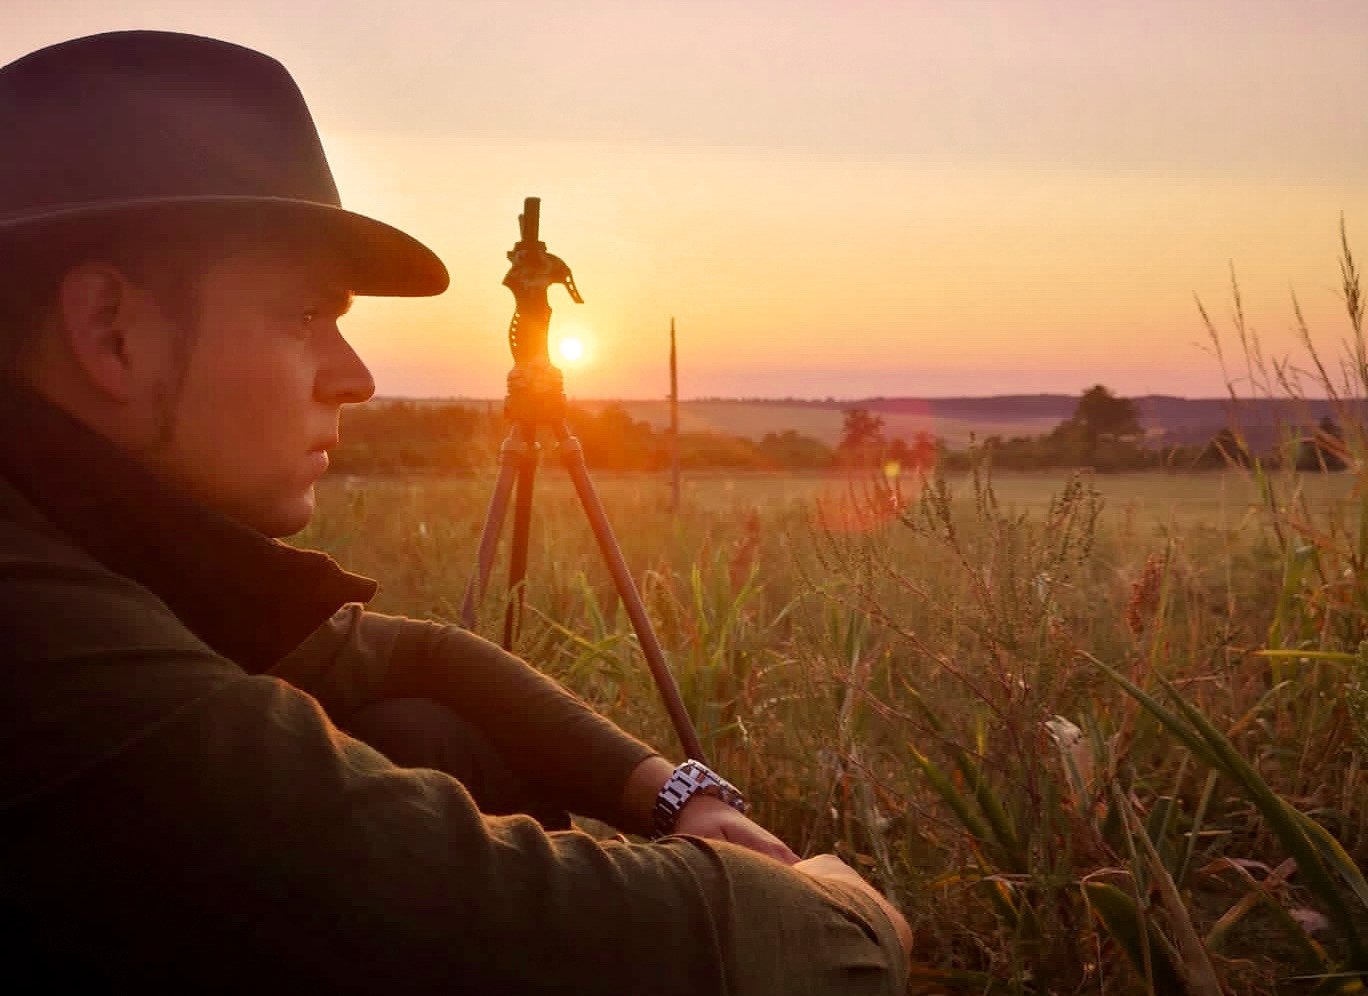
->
[460, 197, 705, 763]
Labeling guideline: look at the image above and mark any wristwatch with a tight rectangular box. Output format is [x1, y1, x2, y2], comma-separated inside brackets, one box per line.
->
[652, 759, 748, 838]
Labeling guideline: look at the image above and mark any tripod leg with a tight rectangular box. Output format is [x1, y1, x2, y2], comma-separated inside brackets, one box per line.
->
[552, 421, 706, 763]
[460, 425, 529, 629]
[502, 428, 540, 650]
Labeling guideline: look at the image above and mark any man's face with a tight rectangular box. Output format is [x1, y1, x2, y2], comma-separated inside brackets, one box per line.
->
[140, 239, 374, 536]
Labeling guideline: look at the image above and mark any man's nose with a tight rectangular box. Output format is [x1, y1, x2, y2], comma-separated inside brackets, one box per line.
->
[316, 326, 376, 405]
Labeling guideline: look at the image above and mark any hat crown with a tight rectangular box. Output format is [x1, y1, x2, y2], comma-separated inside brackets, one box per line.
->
[0, 30, 341, 224]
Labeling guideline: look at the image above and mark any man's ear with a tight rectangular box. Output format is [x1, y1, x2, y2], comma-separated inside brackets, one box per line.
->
[53, 263, 156, 403]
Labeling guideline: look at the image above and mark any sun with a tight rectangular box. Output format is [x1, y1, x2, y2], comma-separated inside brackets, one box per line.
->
[556, 335, 588, 365]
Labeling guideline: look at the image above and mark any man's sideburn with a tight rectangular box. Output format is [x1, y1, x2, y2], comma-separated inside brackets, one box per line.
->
[131, 263, 206, 454]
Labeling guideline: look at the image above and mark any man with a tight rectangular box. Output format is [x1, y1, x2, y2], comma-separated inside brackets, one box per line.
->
[0, 31, 911, 993]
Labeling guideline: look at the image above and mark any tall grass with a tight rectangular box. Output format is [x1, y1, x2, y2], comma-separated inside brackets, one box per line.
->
[293, 229, 1368, 995]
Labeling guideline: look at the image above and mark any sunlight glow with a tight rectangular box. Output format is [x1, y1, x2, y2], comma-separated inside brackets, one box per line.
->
[557, 336, 587, 365]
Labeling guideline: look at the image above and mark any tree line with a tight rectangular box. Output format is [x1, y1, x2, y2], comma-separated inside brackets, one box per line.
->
[329, 400, 839, 475]
[329, 387, 1348, 476]
[956, 385, 1348, 472]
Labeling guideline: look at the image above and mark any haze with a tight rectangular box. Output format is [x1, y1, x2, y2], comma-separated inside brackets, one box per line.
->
[6, 0, 1366, 399]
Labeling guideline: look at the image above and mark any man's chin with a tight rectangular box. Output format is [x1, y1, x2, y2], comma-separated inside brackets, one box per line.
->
[255, 488, 316, 538]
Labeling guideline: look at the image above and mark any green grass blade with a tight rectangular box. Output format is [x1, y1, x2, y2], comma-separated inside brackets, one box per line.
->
[1293, 808, 1368, 911]
[1092, 654, 1368, 971]
[1085, 655, 1224, 770]
[1082, 881, 1186, 994]
[904, 685, 1027, 873]
[906, 743, 992, 847]
[1256, 649, 1359, 665]
[952, 753, 1026, 874]
[1156, 675, 1368, 970]
[1121, 784, 1226, 996]
[1145, 796, 1178, 878]
[1174, 770, 1219, 888]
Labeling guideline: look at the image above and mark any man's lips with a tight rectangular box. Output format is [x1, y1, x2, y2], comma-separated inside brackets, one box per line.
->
[308, 441, 336, 474]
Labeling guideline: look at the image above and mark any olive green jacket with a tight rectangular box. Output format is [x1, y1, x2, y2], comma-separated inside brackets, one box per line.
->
[0, 381, 907, 994]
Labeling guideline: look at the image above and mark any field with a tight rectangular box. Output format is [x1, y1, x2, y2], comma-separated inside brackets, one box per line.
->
[299, 465, 1368, 994]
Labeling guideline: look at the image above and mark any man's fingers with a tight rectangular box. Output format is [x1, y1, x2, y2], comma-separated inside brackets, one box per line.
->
[672, 797, 802, 864]
[718, 820, 801, 865]
[735, 832, 799, 866]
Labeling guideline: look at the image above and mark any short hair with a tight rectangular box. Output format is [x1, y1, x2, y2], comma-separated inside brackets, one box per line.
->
[0, 210, 254, 368]
[0, 226, 104, 365]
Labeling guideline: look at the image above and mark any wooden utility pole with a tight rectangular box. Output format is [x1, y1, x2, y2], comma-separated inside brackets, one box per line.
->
[669, 317, 680, 514]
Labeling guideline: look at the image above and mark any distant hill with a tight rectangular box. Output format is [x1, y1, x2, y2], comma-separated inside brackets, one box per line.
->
[421, 395, 1356, 450]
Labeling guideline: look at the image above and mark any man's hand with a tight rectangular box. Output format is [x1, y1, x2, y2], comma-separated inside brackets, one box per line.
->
[619, 756, 799, 864]
[795, 854, 913, 964]
[673, 794, 800, 865]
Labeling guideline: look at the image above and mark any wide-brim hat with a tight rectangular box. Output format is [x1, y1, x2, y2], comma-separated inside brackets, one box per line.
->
[0, 30, 448, 297]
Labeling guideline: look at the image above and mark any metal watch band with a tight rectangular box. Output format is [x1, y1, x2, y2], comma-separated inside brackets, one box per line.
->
[652, 759, 747, 839]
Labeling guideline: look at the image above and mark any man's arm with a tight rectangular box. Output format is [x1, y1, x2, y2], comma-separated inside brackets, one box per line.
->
[273, 604, 661, 828]
[3, 553, 908, 994]
[279, 606, 805, 858]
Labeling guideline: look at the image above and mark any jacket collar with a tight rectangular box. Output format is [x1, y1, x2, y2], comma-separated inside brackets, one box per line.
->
[0, 377, 376, 672]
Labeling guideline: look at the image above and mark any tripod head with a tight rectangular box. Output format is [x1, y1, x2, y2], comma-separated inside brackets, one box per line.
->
[504, 197, 582, 366]
[503, 197, 582, 424]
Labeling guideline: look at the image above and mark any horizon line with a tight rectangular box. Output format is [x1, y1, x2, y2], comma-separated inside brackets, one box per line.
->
[369, 392, 1352, 405]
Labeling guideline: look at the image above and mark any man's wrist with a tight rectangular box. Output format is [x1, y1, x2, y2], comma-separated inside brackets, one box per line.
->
[651, 759, 747, 838]
[619, 755, 676, 837]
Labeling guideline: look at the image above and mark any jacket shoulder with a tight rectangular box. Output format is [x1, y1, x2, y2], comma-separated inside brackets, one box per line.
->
[0, 476, 211, 659]
[0, 474, 243, 807]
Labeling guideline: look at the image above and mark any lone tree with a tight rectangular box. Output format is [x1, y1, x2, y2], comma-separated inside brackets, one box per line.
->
[1073, 385, 1142, 441]
[1062, 385, 1142, 465]
[837, 407, 886, 467]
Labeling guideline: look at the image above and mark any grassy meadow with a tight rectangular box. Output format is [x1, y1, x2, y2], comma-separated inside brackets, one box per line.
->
[293, 224, 1368, 996]
[296, 462, 1368, 994]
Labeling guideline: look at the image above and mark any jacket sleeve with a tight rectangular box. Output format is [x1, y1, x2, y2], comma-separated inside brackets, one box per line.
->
[271, 604, 659, 827]
[1, 540, 908, 996]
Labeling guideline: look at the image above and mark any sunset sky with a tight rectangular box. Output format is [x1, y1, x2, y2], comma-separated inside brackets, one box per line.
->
[8, 1, 1367, 400]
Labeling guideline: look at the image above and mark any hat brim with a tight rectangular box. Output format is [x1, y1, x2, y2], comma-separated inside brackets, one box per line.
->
[0, 196, 449, 298]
